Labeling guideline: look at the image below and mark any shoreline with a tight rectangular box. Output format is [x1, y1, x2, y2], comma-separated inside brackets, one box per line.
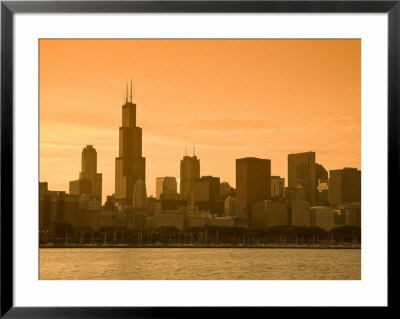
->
[40, 244, 361, 249]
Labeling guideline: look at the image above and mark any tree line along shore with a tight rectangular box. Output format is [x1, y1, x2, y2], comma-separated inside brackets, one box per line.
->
[40, 224, 361, 248]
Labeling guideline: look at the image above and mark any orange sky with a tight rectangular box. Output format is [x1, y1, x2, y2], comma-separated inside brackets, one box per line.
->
[39, 39, 361, 204]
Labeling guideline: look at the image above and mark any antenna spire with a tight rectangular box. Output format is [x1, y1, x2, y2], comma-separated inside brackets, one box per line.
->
[130, 78, 133, 102]
[185, 146, 187, 156]
[193, 146, 195, 156]
[125, 82, 128, 104]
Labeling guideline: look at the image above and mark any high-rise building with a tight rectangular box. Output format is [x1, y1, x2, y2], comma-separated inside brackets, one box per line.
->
[328, 167, 361, 206]
[193, 176, 220, 214]
[236, 157, 271, 221]
[286, 185, 310, 226]
[288, 151, 316, 206]
[180, 155, 200, 202]
[115, 81, 146, 205]
[69, 145, 102, 201]
[271, 176, 285, 198]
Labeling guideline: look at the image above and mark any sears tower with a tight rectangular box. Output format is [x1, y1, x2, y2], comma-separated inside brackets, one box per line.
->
[115, 80, 146, 205]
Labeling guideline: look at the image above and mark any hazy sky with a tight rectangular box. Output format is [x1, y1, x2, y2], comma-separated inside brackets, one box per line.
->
[39, 39, 361, 203]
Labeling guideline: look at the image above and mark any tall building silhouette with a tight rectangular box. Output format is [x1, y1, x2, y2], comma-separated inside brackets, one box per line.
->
[69, 145, 102, 201]
[288, 151, 316, 206]
[180, 155, 200, 202]
[115, 81, 146, 205]
[236, 157, 271, 222]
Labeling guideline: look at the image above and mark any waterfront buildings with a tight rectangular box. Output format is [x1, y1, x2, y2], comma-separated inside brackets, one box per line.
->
[69, 145, 102, 201]
[328, 167, 361, 206]
[39, 87, 362, 236]
[236, 157, 271, 222]
[288, 152, 316, 206]
[115, 82, 146, 205]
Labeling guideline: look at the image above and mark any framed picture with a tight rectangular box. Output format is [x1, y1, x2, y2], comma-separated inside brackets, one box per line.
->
[1, 0, 394, 316]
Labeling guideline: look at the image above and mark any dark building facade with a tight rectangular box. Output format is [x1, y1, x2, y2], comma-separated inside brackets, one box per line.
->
[39, 184, 79, 230]
[236, 157, 271, 222]
[288, 151, 316, 206]
[115, 83, 146, 205]
[316, 163, 328, 183]
[69, 178, 92, 196]
[328, 167, 361, 206]
[193, 176, 220, 214]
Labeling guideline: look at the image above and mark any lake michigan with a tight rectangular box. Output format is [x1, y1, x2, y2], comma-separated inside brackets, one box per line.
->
[39, 248, 360, 280]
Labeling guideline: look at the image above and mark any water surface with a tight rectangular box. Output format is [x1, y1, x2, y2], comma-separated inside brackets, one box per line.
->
[39, 248, 361, 280]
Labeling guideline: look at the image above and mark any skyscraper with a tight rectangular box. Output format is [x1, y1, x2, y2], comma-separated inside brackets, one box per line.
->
[115, 81, 146, 205]
[288, 151, 316, 206]
[286, 185, 310, 226]
[180, 155, 200, 202]
[236, 157, 271, 221]
[328, 167, 361, 206]
[69, 145, 102, 201]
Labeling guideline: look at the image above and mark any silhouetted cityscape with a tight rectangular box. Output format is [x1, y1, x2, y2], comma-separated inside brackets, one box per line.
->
[39, 83, 361, 247]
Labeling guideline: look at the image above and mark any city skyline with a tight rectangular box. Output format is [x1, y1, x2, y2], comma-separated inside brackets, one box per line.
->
[39, 39, 361, 203]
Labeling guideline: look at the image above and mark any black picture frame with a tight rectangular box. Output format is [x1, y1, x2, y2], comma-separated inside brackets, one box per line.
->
[0, 0, 395, 317]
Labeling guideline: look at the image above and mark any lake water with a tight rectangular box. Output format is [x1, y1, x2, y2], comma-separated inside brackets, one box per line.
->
[39, 248, 361, 280]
